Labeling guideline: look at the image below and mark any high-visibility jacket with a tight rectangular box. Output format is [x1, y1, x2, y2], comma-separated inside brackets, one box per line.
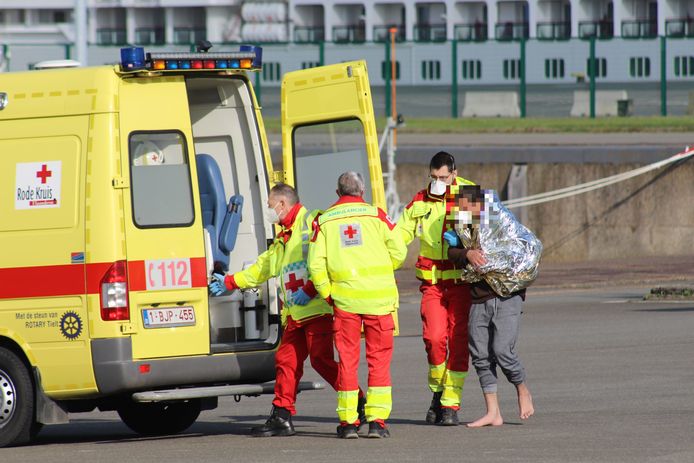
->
[308, 196, 407, 315]
[228, 203, 331, 323]
[396, 176, 475, 284]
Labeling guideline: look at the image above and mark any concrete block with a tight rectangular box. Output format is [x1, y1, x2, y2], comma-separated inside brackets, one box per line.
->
[462, 91, 521, 118]
[570, 90, 629, 117]
[687, 91, 694, 115]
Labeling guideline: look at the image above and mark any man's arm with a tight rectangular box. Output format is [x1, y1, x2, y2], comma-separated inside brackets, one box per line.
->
[448, 246, 486, 269]
[230, 240, 284, 289]
[307, 222, 331, 300]
[394, 197, 420, 246]
[379, 208, 408, 270]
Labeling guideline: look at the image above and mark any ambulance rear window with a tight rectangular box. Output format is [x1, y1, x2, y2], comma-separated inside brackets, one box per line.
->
[128, 131, 194, 228]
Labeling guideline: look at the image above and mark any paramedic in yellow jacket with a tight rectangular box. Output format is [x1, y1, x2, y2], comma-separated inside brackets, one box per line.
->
[395, 151, 475, 426]
[309, 172, 407, 439]
[209, 183, 364, 437]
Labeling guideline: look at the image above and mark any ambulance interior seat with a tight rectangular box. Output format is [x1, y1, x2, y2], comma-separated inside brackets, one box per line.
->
[196, 153, 244, 272]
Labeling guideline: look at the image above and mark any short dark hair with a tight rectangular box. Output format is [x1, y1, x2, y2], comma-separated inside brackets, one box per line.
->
[270, 183, 299, 205]
[429, 151, 456, 172]
[459, 185, 484, 204]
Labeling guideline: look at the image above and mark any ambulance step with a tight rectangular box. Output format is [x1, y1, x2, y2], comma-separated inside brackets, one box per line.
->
[131, 381, 324, 403]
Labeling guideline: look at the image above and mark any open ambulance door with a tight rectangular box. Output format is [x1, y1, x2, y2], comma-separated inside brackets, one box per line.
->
[279, 61, 400, 335]
[279, 60, 385, 212]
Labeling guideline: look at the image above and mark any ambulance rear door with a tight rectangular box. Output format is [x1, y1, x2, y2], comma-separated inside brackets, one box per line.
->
[279, 60, 385, 211]
[118, 76, 209, 359]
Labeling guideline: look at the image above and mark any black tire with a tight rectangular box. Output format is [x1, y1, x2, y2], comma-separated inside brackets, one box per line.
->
[0, 347, 34, 448]
[117, 399, 201, 436]
[30, 421, 44, 439]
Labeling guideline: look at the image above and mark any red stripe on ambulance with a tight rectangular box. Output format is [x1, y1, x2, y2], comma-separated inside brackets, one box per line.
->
[0, 257, 208, 299]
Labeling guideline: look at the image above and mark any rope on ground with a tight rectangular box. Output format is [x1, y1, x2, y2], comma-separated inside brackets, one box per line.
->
[503, 146, 694, 209]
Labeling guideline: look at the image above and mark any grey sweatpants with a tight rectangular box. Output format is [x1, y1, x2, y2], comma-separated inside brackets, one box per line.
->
[468, 295, 526, 393]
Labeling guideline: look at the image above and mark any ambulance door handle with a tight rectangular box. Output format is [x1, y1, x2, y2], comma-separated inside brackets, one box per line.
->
[120, 323, 137, 335]
[112, 177, 130, 189]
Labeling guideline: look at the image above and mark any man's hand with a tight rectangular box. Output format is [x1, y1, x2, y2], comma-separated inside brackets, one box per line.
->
[443, 230, 461, 247]
[292, 288, 311, 306]
[467, 249, 487, 269]
[208, 273, 228, 296]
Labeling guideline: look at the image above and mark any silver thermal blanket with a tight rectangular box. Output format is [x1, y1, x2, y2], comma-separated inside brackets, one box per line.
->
[453, 191, 543, 297]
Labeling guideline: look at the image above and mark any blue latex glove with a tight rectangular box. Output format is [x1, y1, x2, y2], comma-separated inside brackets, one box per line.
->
[292, 288, 311, 306]
[443, 230, 461, 247]
[208, 273, 227, 296]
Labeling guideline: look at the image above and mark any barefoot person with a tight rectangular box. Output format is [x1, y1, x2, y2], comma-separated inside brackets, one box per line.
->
[444, 185, 541, 427]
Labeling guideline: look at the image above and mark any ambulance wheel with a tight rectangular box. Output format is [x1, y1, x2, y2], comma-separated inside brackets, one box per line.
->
[117, 400, 201, 436]
[0, 347, 34, 448]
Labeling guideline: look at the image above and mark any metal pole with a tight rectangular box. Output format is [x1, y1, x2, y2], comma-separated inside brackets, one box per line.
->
[589, 36, 596, 119]
[451, 39, 458, 118]
[75, 0, 88, 65]
[255, 70, 261, 106]
[319, 40, 325, 66]
[660, 35, 667, 116]
[390, 28, 397, 127]
[384, 39, 391, 118]
[519, 37, 526, 118]
[1, 44, 8, 72]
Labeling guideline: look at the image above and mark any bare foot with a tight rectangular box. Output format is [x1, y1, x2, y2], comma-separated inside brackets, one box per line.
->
[466, 411, 503, 428]
[517, 388, 534, 420]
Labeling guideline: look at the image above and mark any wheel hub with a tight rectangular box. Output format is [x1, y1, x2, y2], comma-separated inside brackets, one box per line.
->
[0, 368, 17, 429]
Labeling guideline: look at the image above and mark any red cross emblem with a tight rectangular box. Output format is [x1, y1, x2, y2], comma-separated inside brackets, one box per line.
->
[285, 272, 305, 293]
[36, 164, 52, 184]
[343, 225, 359, 239]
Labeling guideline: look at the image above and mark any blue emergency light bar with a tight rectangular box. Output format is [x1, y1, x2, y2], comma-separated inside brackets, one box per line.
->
[119, 46, 263, 73]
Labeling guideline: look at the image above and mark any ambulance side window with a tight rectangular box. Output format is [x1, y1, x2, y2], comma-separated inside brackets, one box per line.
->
[292, 119, 372, 212]
[128, 131, 194, 228]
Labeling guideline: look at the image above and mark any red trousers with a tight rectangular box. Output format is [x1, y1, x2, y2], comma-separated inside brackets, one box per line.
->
[420, 283, 471, 372]
[273, 314, 338, 414]
[333, 307, 394, 391]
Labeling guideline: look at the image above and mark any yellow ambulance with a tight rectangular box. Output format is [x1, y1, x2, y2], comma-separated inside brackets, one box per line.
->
[0, 45, 385, 447]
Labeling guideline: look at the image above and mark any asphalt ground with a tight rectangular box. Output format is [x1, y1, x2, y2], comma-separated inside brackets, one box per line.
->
[5, 257, 694, 462]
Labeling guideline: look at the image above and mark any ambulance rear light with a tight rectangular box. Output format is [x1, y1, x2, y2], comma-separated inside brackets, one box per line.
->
[119, 46, 262, 73]
[100, 260, 130, 321]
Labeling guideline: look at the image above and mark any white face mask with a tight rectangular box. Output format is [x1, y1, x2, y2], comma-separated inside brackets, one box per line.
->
[265, 204, 281, 224]
[429, 179, 447, 196]
[456, 210, 473, 225]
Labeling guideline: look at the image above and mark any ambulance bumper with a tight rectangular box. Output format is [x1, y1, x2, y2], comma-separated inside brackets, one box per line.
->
[91, 338, 276, 396]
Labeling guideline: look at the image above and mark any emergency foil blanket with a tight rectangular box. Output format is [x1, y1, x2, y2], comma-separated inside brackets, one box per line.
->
[453, 191, 543, 297]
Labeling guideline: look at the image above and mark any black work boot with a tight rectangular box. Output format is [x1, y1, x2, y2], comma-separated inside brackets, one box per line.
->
[336, 423, 359, 439]
[367, 421, 391, 438]
[425, 391, 443, 424]
[251, 406, 295, 437]
[438, 407, 459, 426]
[356, 395, 367, 429]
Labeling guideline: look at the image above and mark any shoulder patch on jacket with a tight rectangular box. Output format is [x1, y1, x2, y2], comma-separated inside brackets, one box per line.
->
[405, 190, 427, 209]
[310, 214, 322, 242]
[376, 208, 396, 230]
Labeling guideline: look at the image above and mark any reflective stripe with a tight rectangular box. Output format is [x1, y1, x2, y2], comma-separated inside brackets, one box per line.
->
[330, 265, 393, 281]
[365, 386, 392, 421]
[331, 285, 398, 300]
[300, 220, 310, 259]
[428, 362, 446, 392]
[337, 390, 360, 424]
[441, 370, 468, 408]
[416, 267, 462, 283]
